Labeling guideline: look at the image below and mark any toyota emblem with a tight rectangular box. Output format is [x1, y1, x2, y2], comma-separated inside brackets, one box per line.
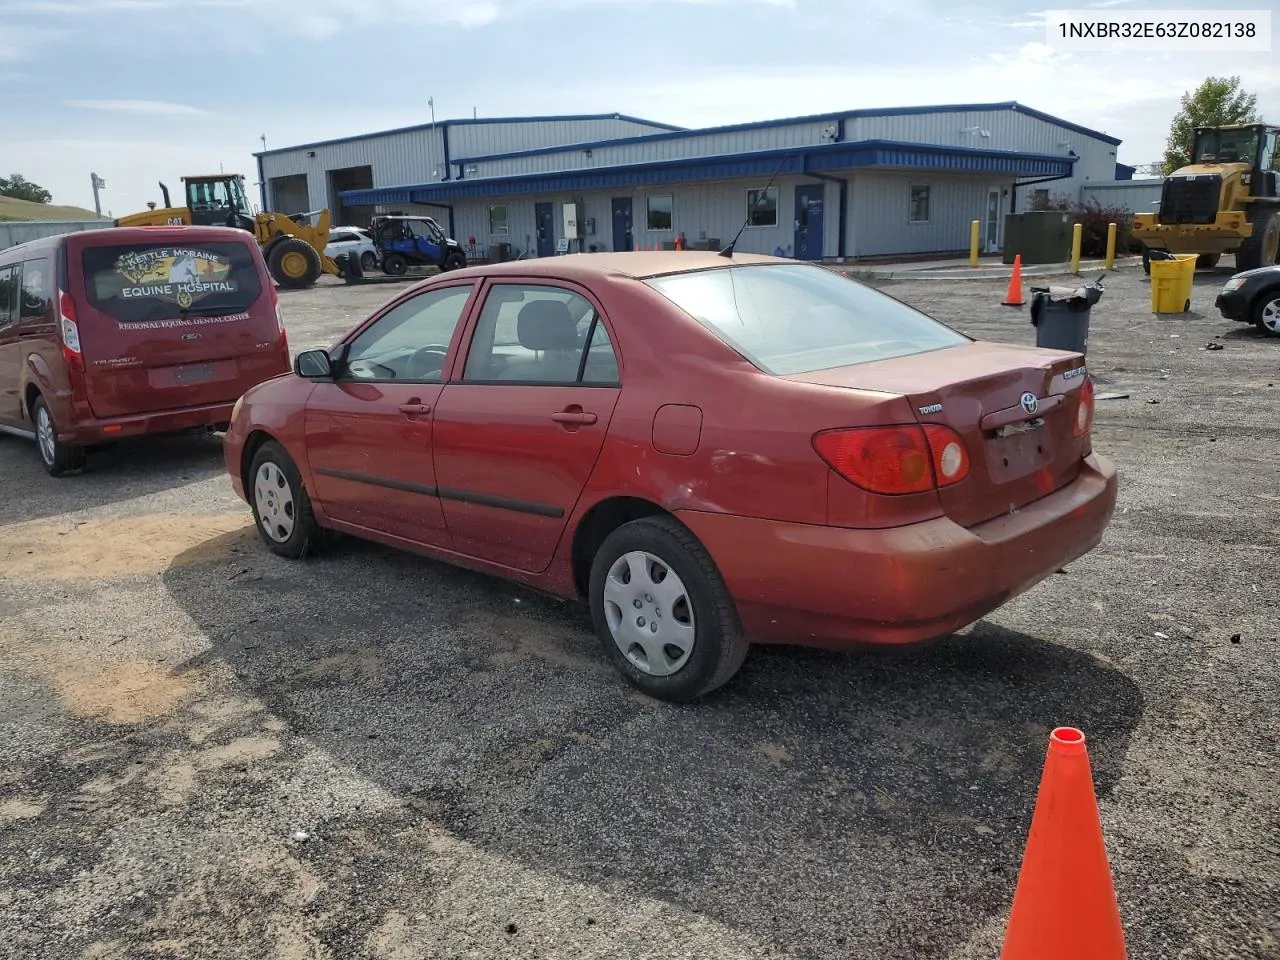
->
[1020, 392, 1039, 415]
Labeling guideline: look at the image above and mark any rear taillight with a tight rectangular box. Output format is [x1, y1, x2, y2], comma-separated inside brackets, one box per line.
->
[58, 291, 83, 370]
[814, 425, 969, 495]
[922, 423, 970, 487]
[1074, 376, 1095, 438]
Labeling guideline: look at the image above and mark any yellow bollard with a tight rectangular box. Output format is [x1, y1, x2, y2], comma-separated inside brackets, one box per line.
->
[1070, 222, 1083, 274]
[970, 220, 980, 267]
[1104, 222, 1116, 270]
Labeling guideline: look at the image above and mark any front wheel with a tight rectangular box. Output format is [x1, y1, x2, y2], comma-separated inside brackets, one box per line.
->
[32, 395, 86, 477]
[248, 440, 322, 558]
[1253, 292, 1280, 337]
[589, 515, 749, 703]
[443, 252, 466, 271]
[268, 238, 322, 289]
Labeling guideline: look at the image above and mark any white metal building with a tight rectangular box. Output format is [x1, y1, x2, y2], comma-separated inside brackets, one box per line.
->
[257, 102, 1130, 262]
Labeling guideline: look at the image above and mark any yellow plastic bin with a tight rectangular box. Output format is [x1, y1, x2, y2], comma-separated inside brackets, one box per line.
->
[1150, 254, 1196, 313]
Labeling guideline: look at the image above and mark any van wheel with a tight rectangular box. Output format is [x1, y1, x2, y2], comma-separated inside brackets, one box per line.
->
[32, 395, 86, 477]
[248, 440, 321, 559]
[589, 515, 749, 703]
[268, 238, 322, 289]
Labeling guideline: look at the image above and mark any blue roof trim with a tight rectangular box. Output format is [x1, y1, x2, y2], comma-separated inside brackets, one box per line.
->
[255, 112, 683, 158]
[451, 100, 1120, 167]
[341, 140, 1075, 205]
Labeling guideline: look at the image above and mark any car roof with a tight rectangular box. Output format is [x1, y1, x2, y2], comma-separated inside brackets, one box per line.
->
[445, 250, 790, 283]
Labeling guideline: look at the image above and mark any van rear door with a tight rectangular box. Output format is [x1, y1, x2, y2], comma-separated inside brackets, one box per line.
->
[70, 235, 284, 419]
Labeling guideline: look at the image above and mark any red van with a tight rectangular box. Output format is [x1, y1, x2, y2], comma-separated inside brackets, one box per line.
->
[0, 225, 292, 475]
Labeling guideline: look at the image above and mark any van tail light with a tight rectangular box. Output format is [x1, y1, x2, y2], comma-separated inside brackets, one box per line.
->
[813, 425, 969, 495]
[1073, 375, 1095, 438]
[58, 291, 83, 371]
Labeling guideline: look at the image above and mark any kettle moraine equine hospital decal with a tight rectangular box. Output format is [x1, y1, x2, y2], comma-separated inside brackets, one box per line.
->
[114, 247, 238, 309]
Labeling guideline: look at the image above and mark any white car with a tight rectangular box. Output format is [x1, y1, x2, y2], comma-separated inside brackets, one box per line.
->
[324, 228, 379, 271]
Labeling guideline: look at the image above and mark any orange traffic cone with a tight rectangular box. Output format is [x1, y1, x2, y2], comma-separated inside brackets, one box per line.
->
[1003, 254, 1025, 306]
[999, 727, 1127, 960]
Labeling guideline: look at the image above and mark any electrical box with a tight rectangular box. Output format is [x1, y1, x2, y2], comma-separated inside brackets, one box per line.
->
[562, 202, 581, 239]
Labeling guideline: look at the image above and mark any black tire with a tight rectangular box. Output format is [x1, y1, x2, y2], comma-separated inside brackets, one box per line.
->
[443, 252, 466, 272]
[588, 515, 749, 703]
[1237, 208, 1280, 272]
[1141, 245, 1151, 275]
[360, 251, 377, 270]
[247, 440, 321, 559]
[268, 238, 322, 289]
[1196, 253, 1220, 269]
[382, 252, 409, 276]
[31, 394, 86, 477]
[1251, 289, 1280, 337]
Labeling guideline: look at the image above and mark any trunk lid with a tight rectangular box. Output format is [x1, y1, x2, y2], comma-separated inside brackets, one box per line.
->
[788, 342, 1090, 528]
[68, 233, 282, 418]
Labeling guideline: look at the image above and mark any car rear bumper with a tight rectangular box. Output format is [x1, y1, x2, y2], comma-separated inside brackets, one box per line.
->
[676, 452, 1118, 649]
[62, 401, 235, 444]
[1215, 289, 1250, 321]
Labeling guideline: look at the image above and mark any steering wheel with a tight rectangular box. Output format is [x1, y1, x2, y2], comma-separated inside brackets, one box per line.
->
[407, 344, 451, 379]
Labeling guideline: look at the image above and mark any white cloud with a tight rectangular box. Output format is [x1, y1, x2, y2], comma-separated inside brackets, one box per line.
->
[65, 99, 210, 116]
[0, 24, 64, 62]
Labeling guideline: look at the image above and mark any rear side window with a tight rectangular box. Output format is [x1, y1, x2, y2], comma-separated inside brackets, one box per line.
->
[645, 263, 968, 375]
[79, 241, 264, 325]
[19, 258, 52, 321]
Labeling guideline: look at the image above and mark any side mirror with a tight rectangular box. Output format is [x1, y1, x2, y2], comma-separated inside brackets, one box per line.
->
[295, 349, 333, 379]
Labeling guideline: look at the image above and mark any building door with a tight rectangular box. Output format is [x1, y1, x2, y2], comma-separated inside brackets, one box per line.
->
[793, 185, 825, 260]
[985, 188, 1003, 253]
[611, 197, 633, 252]
[535, 203, 555, 258]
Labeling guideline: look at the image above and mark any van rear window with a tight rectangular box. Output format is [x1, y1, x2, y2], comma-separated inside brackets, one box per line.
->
[80, 241, 263, 324]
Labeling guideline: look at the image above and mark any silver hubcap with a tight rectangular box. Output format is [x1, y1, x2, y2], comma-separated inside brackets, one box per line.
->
[36, 407, 55, 465]
[603, 550, 695, 676]
[254, 462, 295, 543]
[1261, 298, 1280, 334]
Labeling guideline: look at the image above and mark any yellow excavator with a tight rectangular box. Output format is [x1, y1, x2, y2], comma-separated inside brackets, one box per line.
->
[115, 174, 340, 289]
[1133, 123, 1280, 273]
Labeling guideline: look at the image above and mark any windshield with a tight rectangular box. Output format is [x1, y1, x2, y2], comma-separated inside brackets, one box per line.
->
[80, 241, 263, 324]
[1193, 128, 1262, 165]
[644, 263, 968, 375]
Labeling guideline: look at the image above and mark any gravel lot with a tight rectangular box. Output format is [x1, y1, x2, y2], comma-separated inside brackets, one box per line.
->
[1, 260, 1277, 960]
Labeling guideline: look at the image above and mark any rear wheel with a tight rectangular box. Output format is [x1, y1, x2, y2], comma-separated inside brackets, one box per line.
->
[588, 515, 749, 703]
[32, 395, 86, 477]
[1196, 253, 1221, 269]
[268, 238, 322, 289]
[1252, 292, 1280, 337]
[248, 441, 321, 558]
[1237, 208, 1280, 271]
[382, 252, 408, 276]
[360, 251, 377, 270]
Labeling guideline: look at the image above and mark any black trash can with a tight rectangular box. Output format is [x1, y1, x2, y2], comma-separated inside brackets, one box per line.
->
[1029, 279, 1105, 354]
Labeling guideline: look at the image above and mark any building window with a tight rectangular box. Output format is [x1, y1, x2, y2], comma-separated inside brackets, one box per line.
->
[746, 187, 778, 227]
[909, 185, 930, 223]
[1032, 188, 1050, 207]
[488, 205, 508, 236]
[646, 195, 673, 231]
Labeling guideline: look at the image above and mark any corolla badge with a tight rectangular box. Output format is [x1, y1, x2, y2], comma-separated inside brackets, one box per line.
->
[1020, 392, 1039, 415]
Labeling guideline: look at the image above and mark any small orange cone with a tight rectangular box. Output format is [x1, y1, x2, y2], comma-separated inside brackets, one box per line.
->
[1003, 254, 1025, 306]
[999, 727, 1127, 960]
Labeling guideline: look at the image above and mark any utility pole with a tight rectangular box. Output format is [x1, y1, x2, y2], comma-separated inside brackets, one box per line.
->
[428, 97, 436, 127]
[90, 173, 106, 217]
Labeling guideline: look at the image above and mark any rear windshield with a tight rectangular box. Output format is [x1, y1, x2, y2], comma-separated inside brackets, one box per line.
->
[80, 241, 263, 324]
[644, 263, 968, 375]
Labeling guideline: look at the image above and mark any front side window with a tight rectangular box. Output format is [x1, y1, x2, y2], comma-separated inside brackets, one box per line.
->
[463, 283, 619, 385]
[342, 284, 474, 382]
[0, 266, 17, 327]
[646, 195, 673, 231]
[645, 263, 968, 376]
[746, 187, 778, 227]
[80, 241, 263, 323]
[489, 205, 508, 236]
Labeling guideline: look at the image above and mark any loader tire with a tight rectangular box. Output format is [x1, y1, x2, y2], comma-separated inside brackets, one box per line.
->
[269, 238, 322, 289]
[1237, 208, 1280, 272]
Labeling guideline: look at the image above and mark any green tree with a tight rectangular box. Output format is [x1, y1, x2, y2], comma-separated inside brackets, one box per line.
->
[0, 174, 52, 204]
[1162, 76, 1261, 174]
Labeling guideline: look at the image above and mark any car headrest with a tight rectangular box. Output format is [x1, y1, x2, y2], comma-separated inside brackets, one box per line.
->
[517, 300, 578, 351]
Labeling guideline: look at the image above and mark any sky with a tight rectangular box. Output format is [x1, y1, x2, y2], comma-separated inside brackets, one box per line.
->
[2, 0, 1277, 216]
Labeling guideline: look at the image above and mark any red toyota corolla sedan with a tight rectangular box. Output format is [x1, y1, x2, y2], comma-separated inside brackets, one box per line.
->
[223, 252, 1117, 702]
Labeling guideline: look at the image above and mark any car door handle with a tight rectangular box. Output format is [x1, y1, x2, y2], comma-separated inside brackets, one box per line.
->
[398, 403, 431, 419]
[551, 409, 597, 426]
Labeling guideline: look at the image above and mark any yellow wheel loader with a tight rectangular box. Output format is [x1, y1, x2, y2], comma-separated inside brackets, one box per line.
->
[1133, 123, 1280, 274]
[115, 174, 340, 289]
